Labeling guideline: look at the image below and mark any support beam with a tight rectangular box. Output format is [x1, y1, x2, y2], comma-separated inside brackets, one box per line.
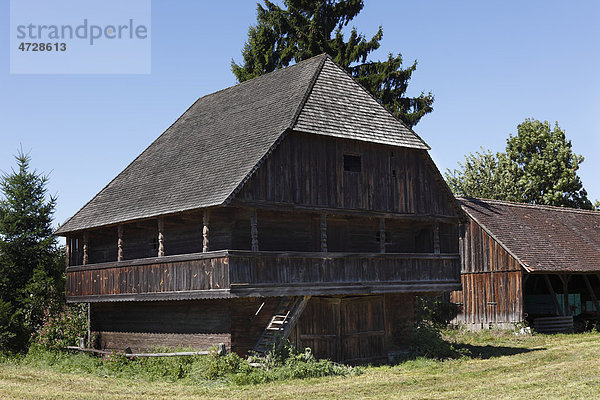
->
[559, 274, 571, 316]
[433, 223, 441, 254]
[379, 218, 386, 253]
[157, 217, 165, 257]
[203, 210, 210, 253]
[82, 232, 89, 265]
[544, 274, 564, 316]
[117, 225, 124, 262]
[251, 209, 259, 252]
[65, 237, 71, 268]
[583, 275, 600, 313]
[320, 214, 327, 253]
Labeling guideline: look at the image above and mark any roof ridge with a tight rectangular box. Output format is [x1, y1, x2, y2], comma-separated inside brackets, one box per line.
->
[458, 197, 600, 215]
[222, 55, 327, 206]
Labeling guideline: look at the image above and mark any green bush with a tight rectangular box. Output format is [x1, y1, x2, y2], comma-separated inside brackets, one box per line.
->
[18, 342, 360, 386]
[31, 304, 87, 351]
[407, 321, 468, 360]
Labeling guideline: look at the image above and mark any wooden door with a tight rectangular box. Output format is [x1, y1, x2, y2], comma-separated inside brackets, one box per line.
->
[340, 296, 386, 362]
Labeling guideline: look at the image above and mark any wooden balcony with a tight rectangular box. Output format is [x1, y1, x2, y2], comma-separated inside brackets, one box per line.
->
[66, 250, 461, 302]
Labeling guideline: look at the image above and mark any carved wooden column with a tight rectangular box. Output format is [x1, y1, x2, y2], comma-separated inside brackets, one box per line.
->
[157, 217, 165, 257]
[379, 218, 386, 253]
[433, 223, 441, 254]
[65, 237, 71, 267]
[82, 231, 89, 265]
[320, 214, 328, 252]
[117, 225, 124, 261]
[251, 209, 259, 251]
[203, 210, 210, 253]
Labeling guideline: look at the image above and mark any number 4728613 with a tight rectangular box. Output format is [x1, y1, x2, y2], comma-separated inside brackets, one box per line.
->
[18, 43, 67, 51]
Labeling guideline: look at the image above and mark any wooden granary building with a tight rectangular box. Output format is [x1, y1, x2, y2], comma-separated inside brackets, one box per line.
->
[56, 54, 463, 362]
[451, 198, 600, 332]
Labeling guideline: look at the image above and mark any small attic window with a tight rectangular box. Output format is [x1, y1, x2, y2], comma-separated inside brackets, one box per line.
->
[343, 154, 361, 173]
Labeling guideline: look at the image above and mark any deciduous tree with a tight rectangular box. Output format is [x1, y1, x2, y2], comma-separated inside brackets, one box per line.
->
[445, 119, 595, 210]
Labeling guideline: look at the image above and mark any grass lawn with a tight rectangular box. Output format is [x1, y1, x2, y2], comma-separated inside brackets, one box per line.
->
[1, 331, 600, 399]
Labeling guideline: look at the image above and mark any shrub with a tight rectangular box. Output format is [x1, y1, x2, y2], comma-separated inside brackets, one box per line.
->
[32, 304, 87, 351]
[407, 320, 468, 360]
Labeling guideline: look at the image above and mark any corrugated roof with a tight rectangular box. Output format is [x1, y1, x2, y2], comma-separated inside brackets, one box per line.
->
[57, 54, 428, 234]
[459, 198, 600, 272]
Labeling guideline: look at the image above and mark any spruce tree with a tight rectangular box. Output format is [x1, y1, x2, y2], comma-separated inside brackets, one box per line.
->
[232, 0, 434, 128]
[0, 150, 64, 351]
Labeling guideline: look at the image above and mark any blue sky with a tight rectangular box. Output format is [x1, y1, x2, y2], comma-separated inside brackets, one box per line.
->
[1, 0, 599, 230]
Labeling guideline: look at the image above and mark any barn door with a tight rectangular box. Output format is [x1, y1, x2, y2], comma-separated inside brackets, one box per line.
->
[340, 296, 386, 362]
[296, 297, 341, 361]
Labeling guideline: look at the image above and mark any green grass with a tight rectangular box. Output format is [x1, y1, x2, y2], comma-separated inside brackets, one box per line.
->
[2, 331, 600, 399]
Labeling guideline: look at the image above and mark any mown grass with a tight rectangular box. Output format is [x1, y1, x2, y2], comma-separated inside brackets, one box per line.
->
[2, 330, 600, 399]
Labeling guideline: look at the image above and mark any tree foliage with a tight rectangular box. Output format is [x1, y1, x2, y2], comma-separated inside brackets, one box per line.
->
[445, 119, 595, 210]
[0, 150, 64, 352]
[232, 0, 433, 127]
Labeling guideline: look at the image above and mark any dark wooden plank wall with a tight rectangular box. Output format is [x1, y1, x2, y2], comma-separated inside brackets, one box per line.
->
[292, 294, 415, 362]
[256, 209, 320, 252]
[230, 297, 279, 356]
[237, 132, 457, 216]
[450, 218, 524, 326]
[229, 253, 461, 288]
[66, 256, 229, 298]
[91, 300, 231, 352]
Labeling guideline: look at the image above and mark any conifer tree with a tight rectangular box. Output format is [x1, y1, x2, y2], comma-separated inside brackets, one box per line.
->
[232, 0, 434, 128]
[0, 150, 64, 351]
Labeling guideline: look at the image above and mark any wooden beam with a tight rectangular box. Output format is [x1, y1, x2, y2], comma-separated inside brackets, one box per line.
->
[583, 275, 600, 313]
[544, 274, 564, 316]
[559, 274, 570, 316]
[157, 217, 165, 257]
[251, 209, 259, 251]
[320, 214, 327, 253]
[117, 225, 124, 262]
[379, 218, 386, 253]
[65, 237, 71, 268]
[203, 210, 210, 253]
[82, 232, 89, 265]
[433, 223, 441, 254]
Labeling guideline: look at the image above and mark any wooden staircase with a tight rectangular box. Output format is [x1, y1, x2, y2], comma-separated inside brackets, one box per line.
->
[253, 296, 311, 355]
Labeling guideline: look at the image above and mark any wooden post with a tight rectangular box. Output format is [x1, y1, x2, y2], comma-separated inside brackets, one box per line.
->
[82, 232, 89, 265]
[433, 223, 441, 254]
[583, 275, 600, 313]
[65, 237, 71, 268]
[560, 274, 570, 316]
[203, 210, 210, 253]
[157, 217, 165, 257]
[320, 214, 328, 253]
[251, 209, 259, 251]
[117, 225, 124, 261]
[379, 218, 386, 253]
[544, 274, 564, 316]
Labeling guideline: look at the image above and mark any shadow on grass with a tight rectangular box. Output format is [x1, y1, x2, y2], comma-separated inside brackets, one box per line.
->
[454, 344, 545, 360]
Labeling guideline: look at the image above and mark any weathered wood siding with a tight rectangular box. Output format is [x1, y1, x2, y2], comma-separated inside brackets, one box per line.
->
[67, 251, 460, 301]
[228, 252, 461, 296]
[451, 218, 524, 327]
[237, 132, 457, 216]
[66, 253, 230, 301]
[91, 300, 231, 352]
[291, 294, 414, 362]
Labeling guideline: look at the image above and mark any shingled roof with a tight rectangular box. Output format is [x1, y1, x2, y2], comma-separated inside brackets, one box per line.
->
[56, 54, 429, 234]
[459, 198, 600, 273]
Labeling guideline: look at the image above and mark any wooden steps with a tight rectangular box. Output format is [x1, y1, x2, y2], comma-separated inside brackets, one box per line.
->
[253, 296, 310, 355]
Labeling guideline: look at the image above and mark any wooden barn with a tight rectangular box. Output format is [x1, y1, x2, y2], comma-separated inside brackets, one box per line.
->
[451, 198, 600, 332]
[55, 54, 463, 363]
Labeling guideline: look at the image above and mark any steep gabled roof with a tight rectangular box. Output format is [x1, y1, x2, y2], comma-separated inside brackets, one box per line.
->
[56, 54, 428, 234]
[459, 198, 600, 273]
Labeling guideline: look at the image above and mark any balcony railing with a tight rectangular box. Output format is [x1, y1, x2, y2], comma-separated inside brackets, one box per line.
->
[66, 250, 461, 302]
